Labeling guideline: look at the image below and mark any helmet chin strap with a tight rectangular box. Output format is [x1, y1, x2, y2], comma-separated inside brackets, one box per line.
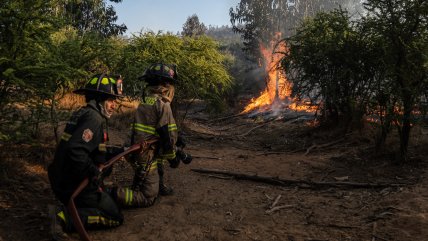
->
[98, 101, 113, 119]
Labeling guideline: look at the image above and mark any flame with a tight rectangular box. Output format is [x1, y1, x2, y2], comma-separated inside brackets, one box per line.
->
[366, 107, 421, 126]
[242, 33, 316, 114]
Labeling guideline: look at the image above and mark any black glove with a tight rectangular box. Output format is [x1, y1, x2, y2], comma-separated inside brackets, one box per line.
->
[168, 156, 180, 168]
[177, 150, 192, 164]
[100, 166, 113, 179]
[105, 145, 125, 161]
[176, 135, 187, 149]
[91, 167, 103, 187]
[132, 167, 146, 191]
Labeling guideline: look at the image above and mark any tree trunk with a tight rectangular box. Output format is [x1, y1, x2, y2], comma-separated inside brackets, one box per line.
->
[375, 104, 393, 151]
[50, 95, 59, 145]
[399, 98, 412, 162]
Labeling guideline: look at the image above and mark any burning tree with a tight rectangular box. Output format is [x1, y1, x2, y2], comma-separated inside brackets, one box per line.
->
[242, 32, 316, 114]
[281, 9, 376, 126]
[230, 0, 364, 116]
[282, 2, 428, 162]
[242, 33, 290, 113]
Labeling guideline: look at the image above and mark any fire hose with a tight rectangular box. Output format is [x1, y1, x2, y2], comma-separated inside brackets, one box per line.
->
[67, 138, 158, 241]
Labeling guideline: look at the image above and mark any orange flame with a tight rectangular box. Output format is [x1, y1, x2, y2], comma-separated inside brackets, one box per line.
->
[242, 33, 316, 114]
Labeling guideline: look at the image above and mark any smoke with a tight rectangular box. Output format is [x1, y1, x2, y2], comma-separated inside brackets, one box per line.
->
[241, 67, 266, 95]
[341, 0, 366, 19]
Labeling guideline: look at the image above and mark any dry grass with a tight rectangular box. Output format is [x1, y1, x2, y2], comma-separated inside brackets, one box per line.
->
[110, 98, 140, 131]
[57, 94, 140, 132]
[57, 93, 139, 110]
[56, 93, 85, 110]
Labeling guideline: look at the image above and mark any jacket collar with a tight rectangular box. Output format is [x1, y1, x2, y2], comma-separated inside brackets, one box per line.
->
[86, 99, 105, 118]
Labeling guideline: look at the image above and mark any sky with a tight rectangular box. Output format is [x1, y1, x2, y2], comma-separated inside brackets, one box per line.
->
[110, 0, 241, 35]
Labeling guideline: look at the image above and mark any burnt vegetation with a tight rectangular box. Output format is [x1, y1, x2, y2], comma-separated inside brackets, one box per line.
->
[230, 0, 427, 162]
[0, 0, 427, 240]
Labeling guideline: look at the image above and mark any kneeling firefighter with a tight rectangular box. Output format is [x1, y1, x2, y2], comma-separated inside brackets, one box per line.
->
[48, 74, 164, 240]
[128, 63, 192, 200]
[48, 74, 159, 241]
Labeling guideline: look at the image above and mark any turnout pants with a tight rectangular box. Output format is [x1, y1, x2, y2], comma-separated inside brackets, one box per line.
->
[116, 171, 159, 208]
[57, 185, 124, 232]
[57, 171, 159, 232]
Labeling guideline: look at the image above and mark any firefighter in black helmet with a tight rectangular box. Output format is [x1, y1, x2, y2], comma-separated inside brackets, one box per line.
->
[128, 63, 191, 200]
[48, 74, 125, 240]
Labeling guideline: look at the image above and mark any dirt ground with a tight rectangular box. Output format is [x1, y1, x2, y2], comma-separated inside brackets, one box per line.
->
[1, 107, 428, 241]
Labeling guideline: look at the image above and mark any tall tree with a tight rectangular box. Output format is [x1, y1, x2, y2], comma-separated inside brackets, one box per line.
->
[362, 0, 428, 161]
[0, 0, 77, 141]
[182, 14, 207, 37]
[55, 0, 127, 37]
[229, 0, 363, 56]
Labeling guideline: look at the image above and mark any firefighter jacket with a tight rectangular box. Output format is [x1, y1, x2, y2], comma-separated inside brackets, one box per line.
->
[48, 100, 112, 204]
[130, 94, 178, 167]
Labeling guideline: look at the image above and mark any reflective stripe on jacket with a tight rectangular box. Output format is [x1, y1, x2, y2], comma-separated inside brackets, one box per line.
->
[48, 100, 108, 203]
[130, 95, 178, 161]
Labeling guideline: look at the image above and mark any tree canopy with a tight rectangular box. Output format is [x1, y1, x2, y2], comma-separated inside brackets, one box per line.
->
[116, 33, 233, 106]
[0, 0, 234, 142]
[54, 0, 127, 37]
[229, 0, 363, 57]
[182, 14, 207, 37]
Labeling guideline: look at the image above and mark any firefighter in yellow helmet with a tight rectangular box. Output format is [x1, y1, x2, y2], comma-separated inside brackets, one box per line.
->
[48, 70, 187, 240]
[48, 74, 162, 240]
[127, 63, 192, 202]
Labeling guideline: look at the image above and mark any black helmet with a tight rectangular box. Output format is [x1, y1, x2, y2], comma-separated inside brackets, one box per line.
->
[139, 63, 178, 86]
[73, 74, 123, 98]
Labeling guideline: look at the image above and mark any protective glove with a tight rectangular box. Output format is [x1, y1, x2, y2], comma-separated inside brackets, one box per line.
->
[168, 156, 180, 168]
[177, 150, 192, 164]
[91, 167, 103, 187]
[105, 145, 125, 160]
[176, 135, 187, 148]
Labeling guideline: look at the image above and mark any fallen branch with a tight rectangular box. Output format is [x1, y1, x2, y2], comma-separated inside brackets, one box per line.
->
[372, 234, 388, 241]
[283, 115, 309, 124]
[325, 223, 359, 229]
[223, 227, 241, 234]
[236, 122, 270, 137]
[285, 148, 308, 154]
[237, 118, 277, 137]
[208, 175, 233, 180]
[256, 151, 287, 156]
[264, 193, 273, 200]
[191, 168, 409, 189]
[270, 194, 282, 209]
[207, 113, 245, 123]
[193, 155, 222, 160]
[213, 123, 248, 132]
[304, 138, 346, 156]
[255, 150, 301, 156]
[265, 204, 294, 214]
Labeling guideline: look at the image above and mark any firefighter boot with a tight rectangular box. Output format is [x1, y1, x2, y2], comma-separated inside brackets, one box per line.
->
[158, 163, 174, 196]
[48, 205, 69, 241]
[158, 174, 173, 196]
[159, 181, 174, 196]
